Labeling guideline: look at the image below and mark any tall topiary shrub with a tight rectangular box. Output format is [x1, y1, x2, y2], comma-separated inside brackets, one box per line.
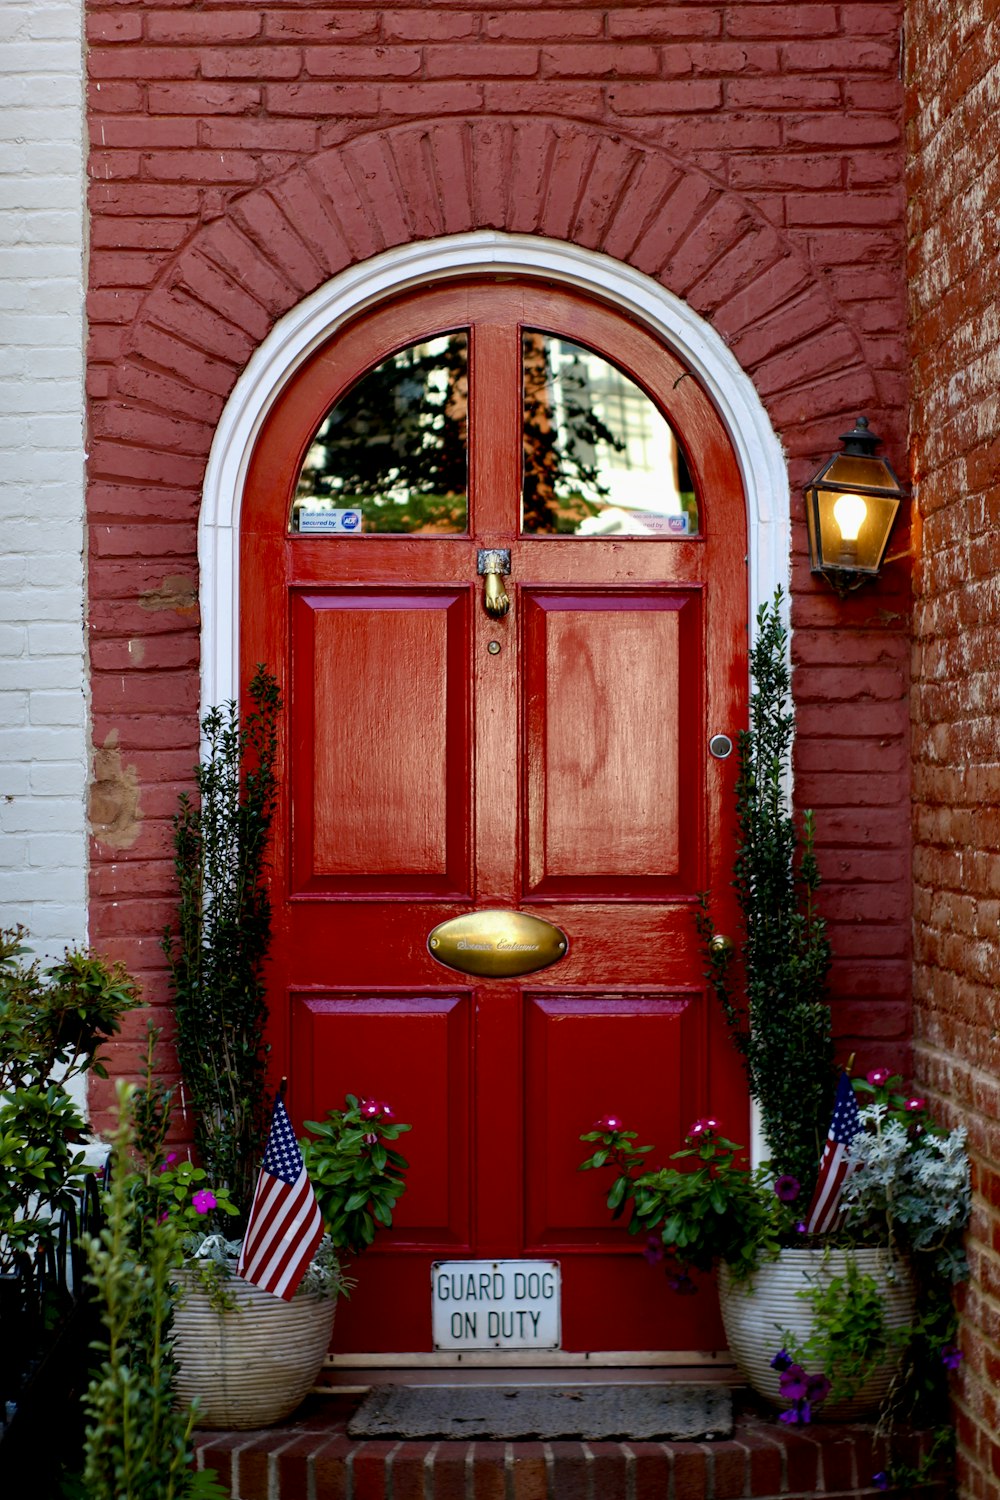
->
[696, 591, 836, 1194]
[162, 666, 281, 1227]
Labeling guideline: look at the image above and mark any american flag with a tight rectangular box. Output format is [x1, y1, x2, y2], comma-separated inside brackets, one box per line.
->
[236, 1092, 324, 1301]
[805, 1070, 862, 1235]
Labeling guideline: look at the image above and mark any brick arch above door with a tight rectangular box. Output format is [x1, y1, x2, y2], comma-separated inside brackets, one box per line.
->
[99, 115, 885, 556]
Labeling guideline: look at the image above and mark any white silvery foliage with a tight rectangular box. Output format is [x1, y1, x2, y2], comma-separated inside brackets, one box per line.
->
[842, 1103, 971, 1281]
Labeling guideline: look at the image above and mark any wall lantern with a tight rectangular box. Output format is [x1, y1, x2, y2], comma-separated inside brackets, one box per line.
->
[804, 417, 905, 595]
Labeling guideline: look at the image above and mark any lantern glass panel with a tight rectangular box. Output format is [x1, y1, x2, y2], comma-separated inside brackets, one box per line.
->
[810, 485, 899, 574]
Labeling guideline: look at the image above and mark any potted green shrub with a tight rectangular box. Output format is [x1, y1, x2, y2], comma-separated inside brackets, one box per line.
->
[169, 1092, 410, 1430]
[695, 589, 836, 1196]
[160, 671, 413, 1427]
[580, 593, 971, 1468]
[581, 1081, 968, 1426]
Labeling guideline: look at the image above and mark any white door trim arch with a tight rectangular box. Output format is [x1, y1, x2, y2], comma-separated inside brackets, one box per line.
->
[199, 230, 789, 712]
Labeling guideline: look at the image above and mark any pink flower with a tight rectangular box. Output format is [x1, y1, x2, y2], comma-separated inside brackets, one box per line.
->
[687, 1116, 720, 1138]
[192, 1189, 217, 1215]
[157, 1152, 178, 1175]
[904, 1096, 926, 1113]
[866, 1068, 890, 1086]
[595, 1114, 624, 1132]
[360, 1098, 380, 1117]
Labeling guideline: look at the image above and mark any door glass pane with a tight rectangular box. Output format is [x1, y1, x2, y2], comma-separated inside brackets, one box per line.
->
[521, 332, 698, 537]
[291, 333, 468, 534]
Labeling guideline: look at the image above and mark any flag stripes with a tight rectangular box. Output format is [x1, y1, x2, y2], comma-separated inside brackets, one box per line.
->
[237, 1092, 324, 1302]
[805, 1070, 862, 1236]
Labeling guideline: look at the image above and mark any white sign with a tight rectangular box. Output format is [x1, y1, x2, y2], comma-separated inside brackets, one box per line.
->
[432, 1260, 561, 1351]
[297, 507, 363, 533]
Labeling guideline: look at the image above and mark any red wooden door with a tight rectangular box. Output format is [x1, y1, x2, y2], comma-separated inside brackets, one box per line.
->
[241, 280, 748, 1356]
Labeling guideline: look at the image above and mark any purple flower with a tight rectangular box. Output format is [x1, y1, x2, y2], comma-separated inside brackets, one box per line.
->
[872, 1472, 890, 1491]
[941, 1343, 963, 1369]
[643, 1235, 664, 1265]
[595, 1114, 624, 1133]
[779, 1402, 812, 1424]
[778, 1364, 810, 1401]
[774, 1175, 800, 1203]
[867, 1068, 890, 1086]
[192, 1189, 217, 1215]
[795, 1220, 808, 1234]
[770, 1349, 793, 1372]
[666, 1272, 697, 1295]
[806, 1373, 831, 1404]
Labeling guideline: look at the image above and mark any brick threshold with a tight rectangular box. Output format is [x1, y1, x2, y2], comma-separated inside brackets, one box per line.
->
[193, 1392, 947, 1499]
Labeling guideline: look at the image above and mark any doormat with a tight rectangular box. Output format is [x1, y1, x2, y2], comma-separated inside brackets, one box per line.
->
[347, 1383, 733, 1441]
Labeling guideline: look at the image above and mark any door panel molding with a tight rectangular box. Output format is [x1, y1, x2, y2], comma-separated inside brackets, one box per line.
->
[202, 232, 788, 716]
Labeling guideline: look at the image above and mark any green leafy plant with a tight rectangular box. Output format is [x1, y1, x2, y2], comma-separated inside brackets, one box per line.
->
[162, 665, 281, 1228]
[302, 1095, 412, 1256]
[579, 1115, 797, 1285]
[783, 1253, 891, 1405]
[695, 590, 835, 1195]
[0, 927, 139, 1278]
[80, 1081, 228, 1500]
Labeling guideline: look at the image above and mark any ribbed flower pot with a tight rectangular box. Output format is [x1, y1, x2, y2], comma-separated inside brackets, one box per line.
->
[172, 1268, 337, 1429]
[717, 1247, 914, 1421]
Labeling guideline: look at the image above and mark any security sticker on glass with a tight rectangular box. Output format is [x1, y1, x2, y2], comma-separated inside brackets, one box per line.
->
[297, 507, 363, 534]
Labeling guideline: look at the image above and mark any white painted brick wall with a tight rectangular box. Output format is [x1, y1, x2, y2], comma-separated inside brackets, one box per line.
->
[0, 0, 88, 962]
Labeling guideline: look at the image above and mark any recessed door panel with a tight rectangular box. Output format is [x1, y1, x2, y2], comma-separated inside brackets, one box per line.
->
[290, 991, 471, 1246]
[290, 589, 470, 896]
[523, 589, 700, 898]
[523, 992, 703, 1249]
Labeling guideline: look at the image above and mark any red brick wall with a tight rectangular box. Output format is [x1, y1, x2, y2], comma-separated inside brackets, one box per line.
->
[85, 6, 912, 1120]
[906, 1, 1000, 1493]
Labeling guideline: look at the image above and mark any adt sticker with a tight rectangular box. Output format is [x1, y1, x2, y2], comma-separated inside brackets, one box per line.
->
[298, 508, 364, 534]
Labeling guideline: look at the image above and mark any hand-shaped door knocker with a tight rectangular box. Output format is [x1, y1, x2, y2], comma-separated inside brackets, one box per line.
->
[477, 548, 512, 619]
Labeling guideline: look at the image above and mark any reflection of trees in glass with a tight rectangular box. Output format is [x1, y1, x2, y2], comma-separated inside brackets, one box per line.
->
[294, 334, 469, 534]
[293, 327, 696, 537]
[522, 333, 626, 535]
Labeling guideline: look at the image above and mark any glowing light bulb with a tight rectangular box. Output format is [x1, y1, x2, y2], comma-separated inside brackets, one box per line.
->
[832, 492, 867, 542]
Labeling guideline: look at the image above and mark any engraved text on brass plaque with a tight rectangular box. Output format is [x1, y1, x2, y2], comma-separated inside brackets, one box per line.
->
[428, 910, 568, 978]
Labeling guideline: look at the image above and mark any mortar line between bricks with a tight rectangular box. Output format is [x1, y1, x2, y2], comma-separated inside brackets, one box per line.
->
[423, 1440, 439, 1500]
[542, 1441, 555, 1500]
[268, 1433, 306, 1500]
[306, 1438, 318, 1500]
[620, 1441, 637, 1500]
[699, 1440, 716, 1500]
[465, 1440, 475, 1500]
[230, 1437, 266, 1500]
[665, 1442, 676, 1500]
[504, 1441, 514, 1500]
[581, 1441, 595, 1500]
[386, 1439, 403, 1500]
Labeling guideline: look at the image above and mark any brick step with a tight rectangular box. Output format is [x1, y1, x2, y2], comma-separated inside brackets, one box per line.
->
[193, 1394, 946, 1499]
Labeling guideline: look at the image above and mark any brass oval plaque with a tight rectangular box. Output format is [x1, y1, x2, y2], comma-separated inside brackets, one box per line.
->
[428, 910, 568, 978]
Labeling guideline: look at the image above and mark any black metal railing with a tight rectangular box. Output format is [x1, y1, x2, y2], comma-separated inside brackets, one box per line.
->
[0, 1174, 105, 1492]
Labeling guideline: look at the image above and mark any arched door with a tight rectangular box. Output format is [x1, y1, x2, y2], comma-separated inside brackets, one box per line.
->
[241, 279, 749, 1357]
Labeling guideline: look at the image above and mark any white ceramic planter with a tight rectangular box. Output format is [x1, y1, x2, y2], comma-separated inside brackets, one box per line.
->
[717, 1247, 914, 1421]
[172, 1268, 337, 1429]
